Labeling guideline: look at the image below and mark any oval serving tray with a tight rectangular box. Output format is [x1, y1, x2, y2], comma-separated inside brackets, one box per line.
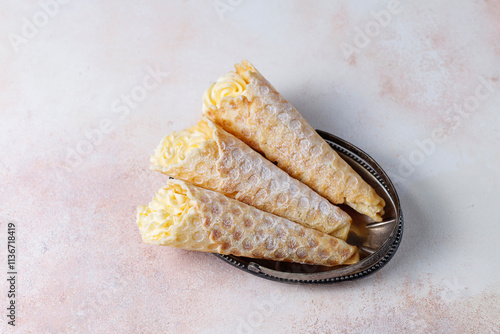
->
[215, 130, 403, 284]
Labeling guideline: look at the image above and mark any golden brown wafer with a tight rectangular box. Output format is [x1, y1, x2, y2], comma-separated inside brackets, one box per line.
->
[137, 179, 359, 266]
[151, 117, 352, 239]
[203, 61, 385, 221]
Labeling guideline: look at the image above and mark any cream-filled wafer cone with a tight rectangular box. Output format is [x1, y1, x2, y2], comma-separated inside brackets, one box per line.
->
[137, 179, 359, 267]
[203, 61, 385, 221]
[150, 117, 352, 240]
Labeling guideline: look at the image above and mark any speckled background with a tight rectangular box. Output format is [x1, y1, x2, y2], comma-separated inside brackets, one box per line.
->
[1, 1, 499, 333]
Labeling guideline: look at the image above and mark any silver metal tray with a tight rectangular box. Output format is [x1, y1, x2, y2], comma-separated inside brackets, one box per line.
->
[215, 130, 403, 284]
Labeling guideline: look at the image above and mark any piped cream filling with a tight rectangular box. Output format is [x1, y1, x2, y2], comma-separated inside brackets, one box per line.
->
[152, 121, 213, 166]
[137, 184, 193, 241]
[203, 72, 248, 111]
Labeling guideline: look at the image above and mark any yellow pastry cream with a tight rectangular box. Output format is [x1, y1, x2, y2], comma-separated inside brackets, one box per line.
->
[137, 184, 193, 241]
[152, 121, 213, 166]
[203, 72, 248, 111]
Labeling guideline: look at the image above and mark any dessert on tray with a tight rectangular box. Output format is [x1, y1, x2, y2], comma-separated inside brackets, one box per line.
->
[134, 60, 390, 269]
[150, 117, 352, 240]
[203, 60, 385, 221]
[137, 179, 359, 267]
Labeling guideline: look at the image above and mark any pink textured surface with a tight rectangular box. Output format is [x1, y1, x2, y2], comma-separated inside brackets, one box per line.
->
[1, 1, 499, 333]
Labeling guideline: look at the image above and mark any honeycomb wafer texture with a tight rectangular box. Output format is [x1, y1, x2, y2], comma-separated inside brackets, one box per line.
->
[137, 180, 359, 266]
[150, 117, 352, 240]
[203, 60, 386, 221]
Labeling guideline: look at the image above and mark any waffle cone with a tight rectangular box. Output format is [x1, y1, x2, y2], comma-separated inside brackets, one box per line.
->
[203, 61, 385, 221]
[137, 180, 359, 266]
[151, 117, 352, 240]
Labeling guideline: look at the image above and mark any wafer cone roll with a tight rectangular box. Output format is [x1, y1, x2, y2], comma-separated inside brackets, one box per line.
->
[137, 180, 359, 266]
[202, 61, 385, 221]
[150, 117, 351, 240]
